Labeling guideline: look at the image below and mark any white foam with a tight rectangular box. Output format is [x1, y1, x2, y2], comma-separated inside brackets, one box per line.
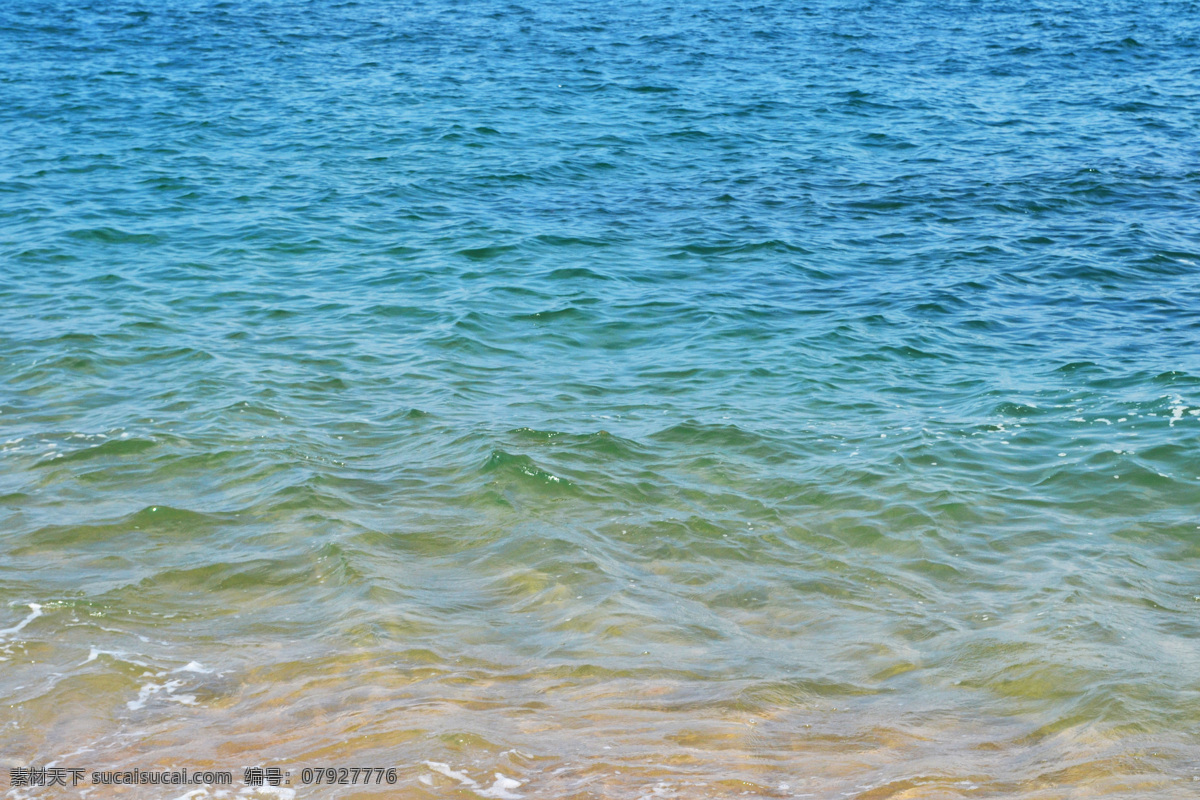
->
[477, 774, 523, 799]
[1168, 396, 1186, 426]
[127, 679, 194, 710]
[81, 647, 150, 668]
[128, 682, 163, 710]
[0, 604, 42, 640]
[173, 661, 213, 674]
[238, 788, 295, 800]
[424, 761, 478, 787]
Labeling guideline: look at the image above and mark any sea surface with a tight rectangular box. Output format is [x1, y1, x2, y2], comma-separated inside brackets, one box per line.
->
[2, 0, 1199, 797]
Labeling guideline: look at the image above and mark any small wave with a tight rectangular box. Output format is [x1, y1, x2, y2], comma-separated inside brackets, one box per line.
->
[458, 244, 518, 260]
[481, 449, 577, 493]
[65, 227, 161, 245]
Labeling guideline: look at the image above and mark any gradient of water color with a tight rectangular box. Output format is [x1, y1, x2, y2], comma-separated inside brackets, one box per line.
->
[2, 0, 1200, 798]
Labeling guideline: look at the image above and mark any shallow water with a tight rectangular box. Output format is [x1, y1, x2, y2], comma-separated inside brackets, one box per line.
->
[2, 0, 1200, 797]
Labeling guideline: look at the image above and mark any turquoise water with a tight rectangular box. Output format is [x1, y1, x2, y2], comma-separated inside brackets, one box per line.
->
[2, 1, 1199, 797]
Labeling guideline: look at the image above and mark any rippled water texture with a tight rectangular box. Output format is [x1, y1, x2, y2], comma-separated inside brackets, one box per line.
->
[2, 0, 1200, 797]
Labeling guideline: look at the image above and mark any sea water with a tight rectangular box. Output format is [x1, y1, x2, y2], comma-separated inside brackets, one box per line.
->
[1, 0, 1199, 797]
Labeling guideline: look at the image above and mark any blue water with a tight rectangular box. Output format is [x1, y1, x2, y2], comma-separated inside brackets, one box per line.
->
[2, 1, 1199, 797]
